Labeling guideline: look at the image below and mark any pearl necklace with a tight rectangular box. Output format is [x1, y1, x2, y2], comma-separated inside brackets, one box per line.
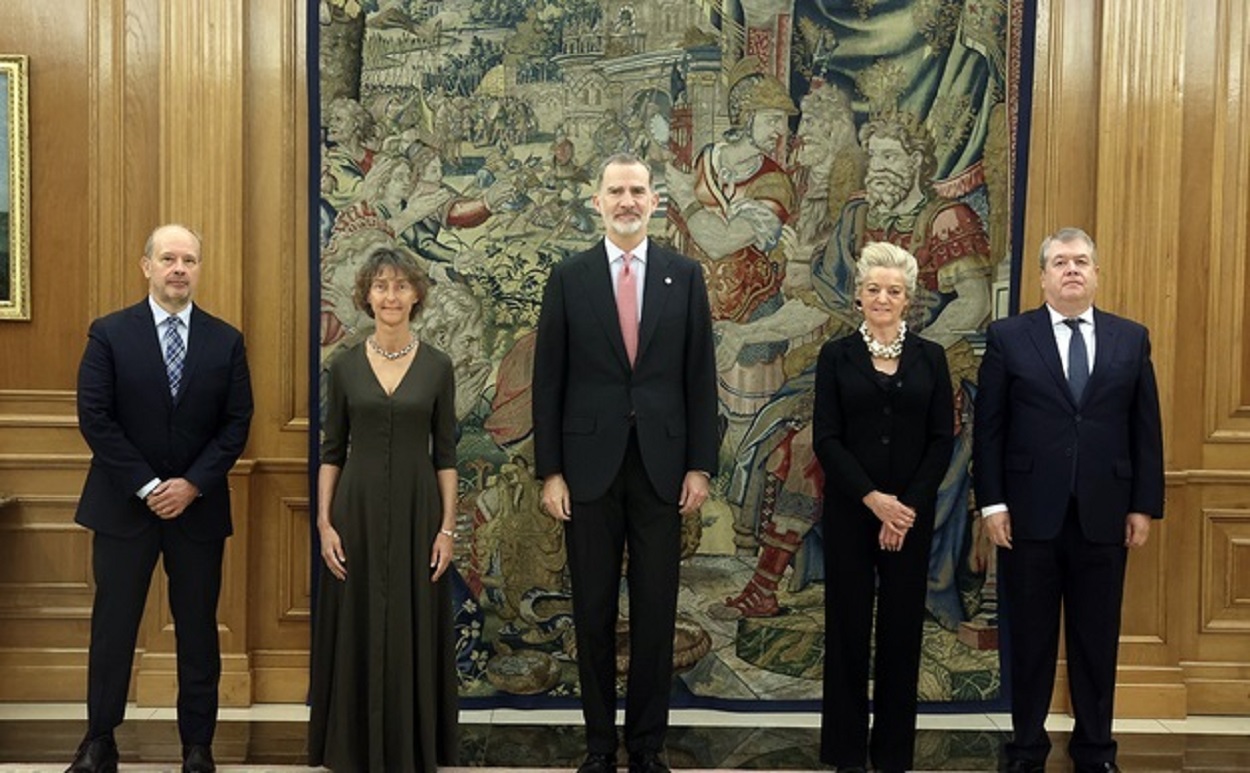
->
[860, 320, 906, 360]
[367, 335, 418, 361]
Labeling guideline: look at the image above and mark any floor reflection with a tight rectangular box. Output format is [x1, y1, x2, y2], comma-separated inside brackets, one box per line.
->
[2, 720, 1249, 770]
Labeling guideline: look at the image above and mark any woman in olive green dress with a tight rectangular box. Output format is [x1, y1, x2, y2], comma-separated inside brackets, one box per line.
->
[309, 246, 459, 772]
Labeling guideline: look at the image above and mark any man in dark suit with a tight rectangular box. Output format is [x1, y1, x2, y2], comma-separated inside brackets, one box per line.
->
[973, 227, 1164, 773]
[533, 153, 718, 773]
[68, 224, 253, 773]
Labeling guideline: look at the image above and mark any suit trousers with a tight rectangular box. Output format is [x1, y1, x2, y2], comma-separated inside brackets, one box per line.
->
[1000, 500, 1127, 767]
[820, 507, 931, 771]
[564, 429, 682, 756]
[87, 519, 225, 746]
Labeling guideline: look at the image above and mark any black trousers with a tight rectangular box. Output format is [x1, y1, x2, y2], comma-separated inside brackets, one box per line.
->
[564, 430, 681, 756]
[87, 519, 225, 746]
[820, 506, 932, 772]
[1000, 501, 1127, 767]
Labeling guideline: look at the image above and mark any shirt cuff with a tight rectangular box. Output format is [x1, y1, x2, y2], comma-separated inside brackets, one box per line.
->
[980, 503, 1008, 518]
[137, 478, 161, 499]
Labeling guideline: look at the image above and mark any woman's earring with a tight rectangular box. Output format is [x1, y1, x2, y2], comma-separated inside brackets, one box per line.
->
[854, 298, 863, 311]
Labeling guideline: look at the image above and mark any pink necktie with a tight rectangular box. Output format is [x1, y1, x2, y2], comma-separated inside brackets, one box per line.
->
[617, 252, 639, 366]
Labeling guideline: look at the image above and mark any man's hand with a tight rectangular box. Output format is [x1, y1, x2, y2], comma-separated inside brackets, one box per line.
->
[541, 474, 572, 522]
[146, 478, 199, 520]
[679, 471, 710, 516]
[984, 510, 1013, 549]
[1125, 512, 1152, 548]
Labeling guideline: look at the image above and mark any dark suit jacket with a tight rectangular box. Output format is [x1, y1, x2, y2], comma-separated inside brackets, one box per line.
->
[75, 300, 254, 541]
[813, 333, 954, 522]
[532, 241, 718, 502]
[973, 305, 1164, 543]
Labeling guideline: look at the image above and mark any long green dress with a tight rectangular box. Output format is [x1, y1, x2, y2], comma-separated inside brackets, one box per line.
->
[308, 341, 459, 772]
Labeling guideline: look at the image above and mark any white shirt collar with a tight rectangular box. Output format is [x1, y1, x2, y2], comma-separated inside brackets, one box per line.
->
[604, 237, 648, 265]
[148, 296, 194, 328]
[1046, 304, 1094, 328]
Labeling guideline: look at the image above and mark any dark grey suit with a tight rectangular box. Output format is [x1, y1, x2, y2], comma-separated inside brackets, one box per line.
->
[532, 239, 717, 757]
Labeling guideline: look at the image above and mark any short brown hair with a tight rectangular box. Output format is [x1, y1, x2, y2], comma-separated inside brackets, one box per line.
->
[352, 246, 430, 321]
[595, 152, 652, 189]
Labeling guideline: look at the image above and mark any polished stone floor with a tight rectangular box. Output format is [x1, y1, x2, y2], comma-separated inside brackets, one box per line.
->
[1, 705, 1248, 771]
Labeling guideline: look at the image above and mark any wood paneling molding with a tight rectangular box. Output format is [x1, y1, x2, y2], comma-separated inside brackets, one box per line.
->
[160, 0, 245, 325]
[1094, 0, 1183, 453]
[1205, 0, 1250, 442]
[1201, 509, 1250, 632]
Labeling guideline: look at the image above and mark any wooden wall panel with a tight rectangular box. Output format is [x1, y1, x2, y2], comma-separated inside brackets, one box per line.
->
[247, 462, 313, 703]
[0, 1, 94, 389]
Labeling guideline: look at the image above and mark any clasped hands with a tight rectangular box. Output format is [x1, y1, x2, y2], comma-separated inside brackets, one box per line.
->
[863, 490, 915, 552]
[146, 477, 199, 520]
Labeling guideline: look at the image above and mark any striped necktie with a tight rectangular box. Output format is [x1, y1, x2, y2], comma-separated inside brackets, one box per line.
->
[164, 316, 185, 398]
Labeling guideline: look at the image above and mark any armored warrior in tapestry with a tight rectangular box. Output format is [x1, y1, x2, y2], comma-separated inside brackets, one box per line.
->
[317, 0, 1025, 707]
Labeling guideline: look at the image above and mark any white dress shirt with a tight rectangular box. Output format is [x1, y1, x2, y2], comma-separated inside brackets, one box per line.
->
[605, 236, 647, 322]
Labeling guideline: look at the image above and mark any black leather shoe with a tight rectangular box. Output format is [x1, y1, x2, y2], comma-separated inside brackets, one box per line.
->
[628, 750, 670, 773]
[182, 744, 216, 773]
[1075, 764, 1119, 773]
[1004, 761, 1045, 773]
[66, 735, 118, 773]
[577, 752, 617, 773]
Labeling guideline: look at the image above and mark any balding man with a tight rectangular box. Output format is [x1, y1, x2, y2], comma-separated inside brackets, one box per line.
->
[68, 224, 253, 773]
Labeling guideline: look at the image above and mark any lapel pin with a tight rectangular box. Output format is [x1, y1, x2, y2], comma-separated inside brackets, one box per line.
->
[664, 277, 672, 285]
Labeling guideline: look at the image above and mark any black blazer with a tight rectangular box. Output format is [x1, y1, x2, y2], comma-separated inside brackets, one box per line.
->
[532, 241, 718, 502]
[972, 306, 1164, 543]
[813, 332, 954, 521]
[75, 300, 254, 541]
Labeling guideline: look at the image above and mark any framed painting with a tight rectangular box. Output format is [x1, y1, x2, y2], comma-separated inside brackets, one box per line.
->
[1, 54, 30, 321]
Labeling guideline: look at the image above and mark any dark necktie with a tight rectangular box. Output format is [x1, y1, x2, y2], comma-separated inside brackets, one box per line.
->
[164, 316, 186, 398]
[617, 252, 639, 366]
[1064, 318, 1088, 402]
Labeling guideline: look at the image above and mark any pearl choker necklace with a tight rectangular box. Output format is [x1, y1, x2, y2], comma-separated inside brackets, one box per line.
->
[860, 320, 906, 360]
[367, 335, 418, 360]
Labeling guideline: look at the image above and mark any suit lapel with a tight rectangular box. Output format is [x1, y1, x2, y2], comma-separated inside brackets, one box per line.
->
[1024, 306, 1074, 406]
[576, 243, 632, 371]
[636, 246, 673, 365]
[846, 332, 881, 387]
[129, 301, 176, 410]
[1084, 307, 1118, 402]
[177, 306, 209, 406]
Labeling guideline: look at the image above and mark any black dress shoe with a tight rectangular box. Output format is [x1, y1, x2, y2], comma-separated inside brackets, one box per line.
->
[577, 752, 617, 773]
[66, 735, 118, 773]
[182, 744, 216, 773]
[628, 750, 670, 773]
[1004, 760, 1045, 773]
[1075, 764, 1119, 773]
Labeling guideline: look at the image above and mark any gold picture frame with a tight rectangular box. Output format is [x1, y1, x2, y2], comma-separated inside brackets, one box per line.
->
[1, 55, 30, 321]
